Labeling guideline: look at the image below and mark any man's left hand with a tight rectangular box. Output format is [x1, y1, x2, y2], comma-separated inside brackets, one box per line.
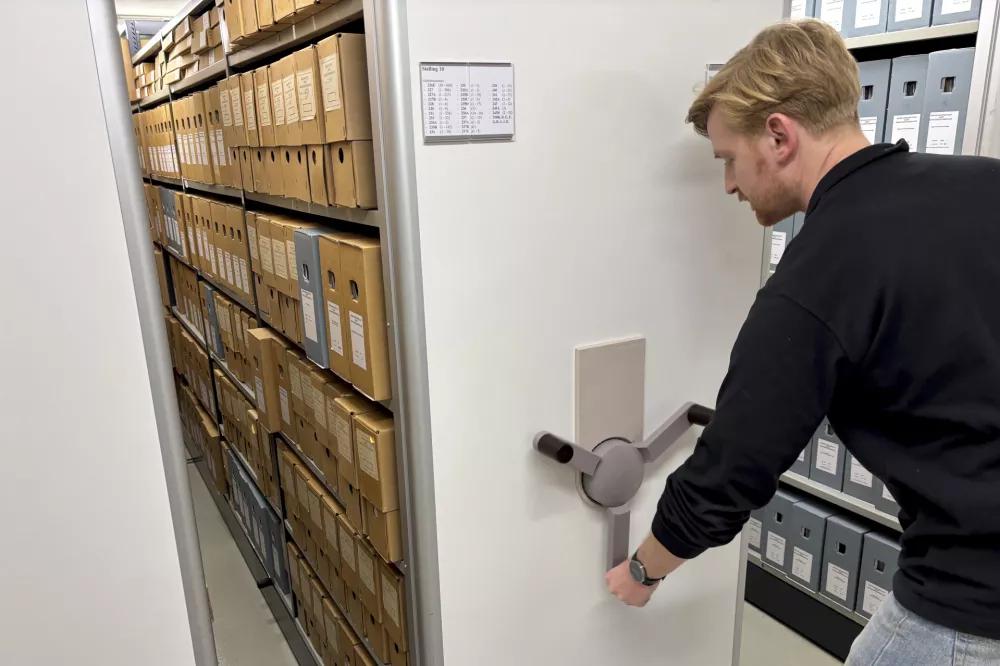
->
[605, 560, 658, 607]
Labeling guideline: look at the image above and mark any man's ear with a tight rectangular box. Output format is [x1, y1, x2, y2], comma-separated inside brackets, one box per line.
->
[765, 113, 798, 166]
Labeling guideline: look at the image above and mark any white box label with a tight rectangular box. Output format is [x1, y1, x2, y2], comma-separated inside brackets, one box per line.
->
[273, 240, 289, 279]
[747, 517, 762, 550]
[826, 563, 851, 601]
[766, 532, 786, 566]
[357, 548, 375, 594]
[290, 364, 302, 398]
[816, 438, 840, 474]
[244, 89, 257, 132]
[257, 84, 272, 127]
[327, 301, 344, 356]
[271, 80, 285, 126]
[339, 528, 356, 571]
[320, 53, 342, 112]
[882, 484, 895, 502]
[301, 290, 318, 342]
[797, 449, 806, 463]
[941, 0, 973, 14]
[297, 69, 317, 121]
[382, 574, 400, 626]
[891, 113, 922, 147]
[792, 547, 814, 584]
[240, 259, 250, 295]
[225, 252, 235, 286]
[336, 415, 352, 462]
[860, 116, 878, 144]
[283, 75, 299, 124]
[279, 386, 290, 425]
[850, 457, 874, 487]
[214, 129, 226, 166]
[230, 88, 244, 127]
[259, 236, 273, 274]
[770, 230, 787, 265]
[255, 377, 266, 413]
[247, 225, 259, 261]
[895, 0, 924, 22]
[821, 0, 845, 31]
[217, 248, 225, 279]
[208, 241, 217, 275]
[855, 0, 883, 29]
[349, 311, 367, 370]
[357, 430, 379, 481]
[926, 111, 961, 155]
[286, 240, 298, 281]
[863, 580, 890, 615]
[790, 0, 807, 18]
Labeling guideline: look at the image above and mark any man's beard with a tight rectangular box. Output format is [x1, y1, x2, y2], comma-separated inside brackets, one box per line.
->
[743, 156, 799, 227]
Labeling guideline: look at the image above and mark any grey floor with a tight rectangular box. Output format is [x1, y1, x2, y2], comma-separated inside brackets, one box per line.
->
[188, 465, 842, 666]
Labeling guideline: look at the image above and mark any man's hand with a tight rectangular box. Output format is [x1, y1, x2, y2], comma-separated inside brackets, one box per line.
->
[605, 560, 658, 607]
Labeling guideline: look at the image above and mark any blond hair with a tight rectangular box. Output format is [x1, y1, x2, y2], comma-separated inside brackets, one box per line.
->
[687, 19, 860, 137]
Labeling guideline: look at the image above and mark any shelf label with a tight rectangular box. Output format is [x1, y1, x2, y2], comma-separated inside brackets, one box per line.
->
[895, 0, 924, 22]
[820, 0, 845, 31]
[941, 0, 973, 15]
[792, 547, 813, 584]
[327, 301, 345, 357]
[850, 457, 873, 488]
[766, 532, 786, 566]
[815, 438, 840, 474]
[746, 517, 762, 550]
[826, 562, 851, 601]
[862, 581, 889, 615]
[926, 111, 961, 155]
[350, 311, 367, 370]
[855, 0, 883, 29]
[420, 62, 515, 142]
[891, 113, 921, 147]
[770, 230, 787, 266]
[860, 116, 878, 145]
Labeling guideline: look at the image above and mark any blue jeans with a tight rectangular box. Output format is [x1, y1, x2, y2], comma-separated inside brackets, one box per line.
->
[847, 593, 1000, 665]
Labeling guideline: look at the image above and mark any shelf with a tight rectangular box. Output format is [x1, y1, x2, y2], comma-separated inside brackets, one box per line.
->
[151, 173, 183, 188]
[183, 178, 244, 200]
[165, 243, 195, 270]
[171, 305, 207, 349]
[170, 60, 228, 96]
[228, 0, 364, 69]
[748, 551, 866, 627]
[780, 472, 902, 532]
[197, 270, 258, 315]
[279, 433, 346, 508]
[244, 191, 377, 227]
[210, 350, 256, 403]
[139, 88, 170, 109]
[228, 438, 282, 519]
[845, 21, 979, 50]
[131, 0, 217, 64]
[293, 620, 324, 666]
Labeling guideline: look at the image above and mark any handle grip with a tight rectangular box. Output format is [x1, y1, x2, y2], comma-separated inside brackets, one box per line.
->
[534, 432, 576, 464]
[686, 404, 714, 427]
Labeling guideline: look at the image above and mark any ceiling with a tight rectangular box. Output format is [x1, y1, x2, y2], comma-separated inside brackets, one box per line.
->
[116, 0, 187, 18]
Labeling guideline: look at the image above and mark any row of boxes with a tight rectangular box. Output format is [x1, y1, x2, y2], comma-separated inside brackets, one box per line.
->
[802, 0, 981, 36]
[226, 0, 340, 48]
[203, 284, 257, 386]
[229, 443, 290, 594]
[171, 316, 215, 415]
[176, 380, 228, 496]
[749, 489, 902, 621]
[168, 254, 203, 332]
[858, 48, 975, 154]
[137, 104, 182, 179]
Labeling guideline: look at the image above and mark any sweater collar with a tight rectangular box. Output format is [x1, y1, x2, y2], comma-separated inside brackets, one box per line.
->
[806, 140, 910, 215]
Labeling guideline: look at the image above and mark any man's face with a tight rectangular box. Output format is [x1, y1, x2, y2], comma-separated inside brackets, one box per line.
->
[707, 107, 799, 227]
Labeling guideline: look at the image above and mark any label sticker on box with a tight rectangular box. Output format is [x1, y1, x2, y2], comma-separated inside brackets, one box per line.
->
[310, 493, 322, 526]
[313, 385, 327, 429]
[790, 0, 807, 18]
[820, 0, 845, 31]
[862, 580, 890, 615]
[926, 111, 960, 155]
[257, 84, 272, 126]
[273, 240, 289, 279]
[855, 0, 883, 29]
[770, 231, 787, 266]
[826, 563, 851, 601]
[199, 131, 209, 166]
[882, 484, 895, 502]
[297, 69, 317, 121]
[320, 53, 342, 112]
[217, 248, 225, 277]
[208, 241, 218, 274]
[850, 457, 873, 487]
[279, 386, 291, 425]
[255, 377, 266, 412]
[244, 89, 257, 131]
[300, 290, 319, 342]
[340, 528, 356, 571]
[214, 129, 226, 166]
[271, 80, 285, 126]
[815, 438, 840, 474]
[336, 415, 352, 462]
[766, 532, 786, 565]
[357, 548, 375, 594]
[894, 0, 924, 20]
[381, 574, 400, 626]
[247, 226, 259, 261]
[283, 75, 299, 124]
[260, 236, 273, 273]
[327, 301, 345, 356]
[290, 364, 302, 398]
[797, 449, 806, 463]
[349, 311, 367, 370]
[860, 116, 878, 145]
[941, 0, 973, 14]
[358, 431, 379, 481]
[225, 252, 235, 286]
[230, 88, 244, 127]
[792, 547, 813, 584]
[287, 240, 298, 280]
[747, 517, 762, 550]
[891, 113, 921, 147]
[324, 511, 339, 551]
[240, 259, 250, 295]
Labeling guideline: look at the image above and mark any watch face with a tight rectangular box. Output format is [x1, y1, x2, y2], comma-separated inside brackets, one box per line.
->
[629, 559, 645, 583]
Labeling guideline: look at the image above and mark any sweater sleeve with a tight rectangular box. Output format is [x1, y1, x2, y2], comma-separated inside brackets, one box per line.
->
[651, 289, 850, 559]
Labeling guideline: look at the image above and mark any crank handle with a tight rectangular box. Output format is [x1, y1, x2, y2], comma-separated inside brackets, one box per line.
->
[533, 432, 602, 476]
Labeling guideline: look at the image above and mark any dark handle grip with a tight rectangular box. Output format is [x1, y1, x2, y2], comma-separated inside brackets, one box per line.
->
[687, 404, 715, 427]
[534, 433, 577, 464]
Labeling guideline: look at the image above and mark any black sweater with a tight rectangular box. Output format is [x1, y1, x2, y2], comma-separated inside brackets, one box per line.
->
[652, 142, 1000, 639]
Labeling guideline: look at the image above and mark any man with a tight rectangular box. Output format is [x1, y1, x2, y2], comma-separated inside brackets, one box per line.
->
[604, 18, 1000, 665]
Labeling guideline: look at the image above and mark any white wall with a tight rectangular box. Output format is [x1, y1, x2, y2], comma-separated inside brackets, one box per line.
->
[405, 1, 782, 664]
[0, 3, 196, 665]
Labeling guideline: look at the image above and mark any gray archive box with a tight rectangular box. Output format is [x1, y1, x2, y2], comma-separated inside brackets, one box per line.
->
[873, 478, 901, 516]
[933, 0, 982, 25]
[792, 211, 806, 238]
[818, 0, 849, 34]
[886, 55, 929, 149]
[769, 216, 795, 273]
[844, 0, 890, 38]
[821, 514, 870, 609]
[843, 451, 879, 504]
[747, 506, 767, 555]
[921, 48, 976, 155]
[789, 500, 835, 591]
[856, 532, 901, 618]
[763, 489, 800, 574]
[810, 419, 846, 491]
[294, 228, 330, 369]
[201, 282, 225, 359]
[789, 0, 817, 18]
[888, 0, 933, 31]
[858, 59, 892, 144]
[789, 437, 813, 477]
[159, 187, 181, 254]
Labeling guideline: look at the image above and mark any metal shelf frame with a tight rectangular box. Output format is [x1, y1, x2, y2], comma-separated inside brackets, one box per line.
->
[845, 20, 980, 50]
[780, 472, 902, 532]
[171, 305, 207, 349]
[183, 178, 244, 200]
[170, 60, 228, 96]
[244, 191, 377, 227]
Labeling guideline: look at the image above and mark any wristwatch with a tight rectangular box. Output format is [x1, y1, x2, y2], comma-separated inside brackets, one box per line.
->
[629, 551, 666, 587]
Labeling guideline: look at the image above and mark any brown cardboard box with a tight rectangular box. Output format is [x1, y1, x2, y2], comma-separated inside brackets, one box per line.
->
[364, 612, 389, 663]
[321, 495, 342, 567]
[329, 141, 377, 209]
[286, 347, 307, 415]
[322, 382, 352, 480]
[268, 64, 288, 146]
[322, 600, 343, 664]
[309, 577, 329, 646]
[281, 292, 302, 345]
[217, 81, 236, 150]
[248, 327, 283, 431]
[340, 473, 364, 532]
[281, 145, 311, 201]
[337, 514, 360, 591]
[331, 395, 377, 483]
[256, 0, 275, 30]
[255, 214, 276, 289]
[240, 147, 255, 191]
[229, 145, 243, 187]
[353, 639, 375, 666]
[253, 147, 268, 192]
[293, 46, 325, 145]
[307, 145, 329, 205]
[340, 237, 390, 399]
[364, 498, 402, 564]
[355, 410, 397, 512]
[245, 212, 262, 274]
[309, 370, 330, 449]
[229, 76, 248, 146]
[316, 34, 372, 143]
[336, 618, 361, 666]
[209, 44, 224, 64]
[307, 479, 326, 535]
[265, 147, 284, 196]
[241, 73, 261, 148]
[254, 68, 275, 146]
[317, 234, 354, 381]
[267, 217, 291, 292]
[378, 560, 407, 648]
[240, 0, 260, 37]
[174, 16, 193, 41]
[273, 0, 296, 23]
[355, 539, 380, 617]
[205, 86, 235, 186]
[275, 340, 294, 431]
[279, 55, 303, 145]
[226, 205, 253, 299]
